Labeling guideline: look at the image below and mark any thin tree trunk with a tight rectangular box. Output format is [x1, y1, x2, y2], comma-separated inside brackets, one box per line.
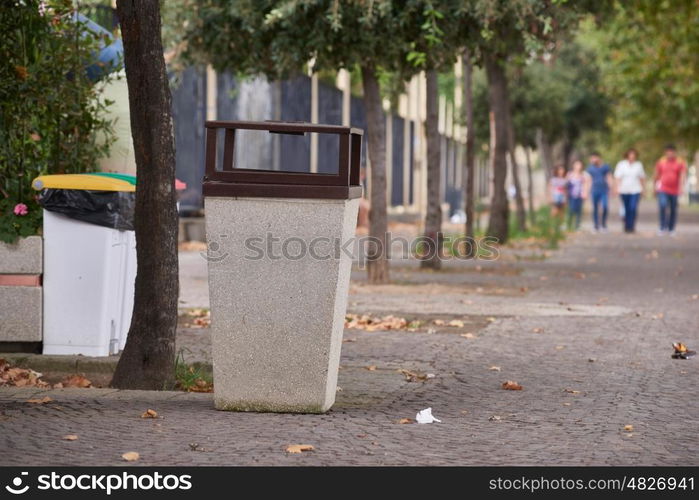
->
[525, 146, 536, 225]
[536, 128, 553, 183]
[361, 65, 389, 284]
[421, 70, 442, 269]
[463, 51, 476, 257]
[111, 0, 179, 390]
[507, 118, 526, 232]
[484, 54, 510, 243]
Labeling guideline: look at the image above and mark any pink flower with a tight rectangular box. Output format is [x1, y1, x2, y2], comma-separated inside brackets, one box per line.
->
[13, 203, 28, 216]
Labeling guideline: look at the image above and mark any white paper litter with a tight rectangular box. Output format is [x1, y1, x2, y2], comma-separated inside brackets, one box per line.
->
[415, 407, 442, 424]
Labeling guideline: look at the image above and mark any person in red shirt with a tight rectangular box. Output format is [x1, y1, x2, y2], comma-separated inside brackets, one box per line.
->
[654, 144, 686, 235]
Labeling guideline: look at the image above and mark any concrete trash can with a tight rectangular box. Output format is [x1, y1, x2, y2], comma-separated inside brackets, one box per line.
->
[203, 120, 363, 413]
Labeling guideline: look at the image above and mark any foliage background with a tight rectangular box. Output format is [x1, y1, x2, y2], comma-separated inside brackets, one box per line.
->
[0, 0, 117, 243]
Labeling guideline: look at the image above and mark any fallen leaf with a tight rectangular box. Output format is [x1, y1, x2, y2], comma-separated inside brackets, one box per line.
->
[141, 409, 158, 419]
[562, 402, 571, 406]
[345, 314, 408, 331]
[122, 452, 140, 462]
[486, 317, 496, 322]
[342, 338, 356, 343]
[397, 418, 414, 424]
[673, 342, 688, 353]
[532, 327, 543, 333]
[365, 365, 377, 371]
[488, 365, 501, 371]
[460, 333, 475, 339]
[433, 319, 446, 326]
[448, 319, 465, 328]
[26, 396, 53, 404]
[564, 388, 580, 394]
[645, 250, 659, 260]
[574, 272, 586, 279]
[651, 313, 664, 320]
[15, 65, 28, 79]
[398, 369, 431, 382]
[623, 425, 633, 432]
[286, 444, 314, 454]
[555, 345, 565, 350]
[61, 375, 91, 388]
[62, 435, 78, 441]
[502, 380, 523, 391]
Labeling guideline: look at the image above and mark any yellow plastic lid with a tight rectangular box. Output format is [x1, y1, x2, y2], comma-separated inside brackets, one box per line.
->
[32, 174, 136, 192]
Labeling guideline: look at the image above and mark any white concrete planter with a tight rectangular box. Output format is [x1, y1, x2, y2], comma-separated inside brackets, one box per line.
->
[203, 120, 363, 413]
[0, 235, 43, 342]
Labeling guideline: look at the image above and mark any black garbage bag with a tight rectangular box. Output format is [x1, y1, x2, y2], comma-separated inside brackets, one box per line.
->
[37, 189, 135, 231]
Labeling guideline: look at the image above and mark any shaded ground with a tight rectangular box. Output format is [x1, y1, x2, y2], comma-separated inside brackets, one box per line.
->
[1, 204, 698, 465]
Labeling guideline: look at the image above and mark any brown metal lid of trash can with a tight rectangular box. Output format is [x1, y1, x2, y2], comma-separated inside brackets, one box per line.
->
[202, 120, 363, 200]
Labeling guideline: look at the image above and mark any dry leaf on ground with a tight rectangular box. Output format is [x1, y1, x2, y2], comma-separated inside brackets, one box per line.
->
[62, 435, 78, 441]
[502, 380, 523, 391]
[286, 444, 314, 454]
[0, 359, 49, 388]
[564, 388, 581, 394]
[488, 366, 501, 371]
[397, 418, 414, 424]
[448, 319, 464, 328]
[141, 409, 158, 419]
[433, 319, 446, 326]
[460, 333, 475, 339]
[398, 369, 432, 382]
[365, 365, 377, 371]
[61, 375, 91, 388]
[624, 425, 633, 432]
[122, 452, 140, 462]
[532, 327, 543, 333]
[345, 314, 408, 331]
[26, 396, 53, 404]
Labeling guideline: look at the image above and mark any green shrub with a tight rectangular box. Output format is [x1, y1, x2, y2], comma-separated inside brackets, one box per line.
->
[0, 1, 118, 243]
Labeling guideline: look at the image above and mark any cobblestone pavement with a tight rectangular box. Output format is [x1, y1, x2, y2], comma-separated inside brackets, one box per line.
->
[2, 206, 698, 466]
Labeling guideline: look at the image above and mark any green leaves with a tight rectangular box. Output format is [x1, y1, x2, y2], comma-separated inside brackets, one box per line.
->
[0, 0, 118, 228]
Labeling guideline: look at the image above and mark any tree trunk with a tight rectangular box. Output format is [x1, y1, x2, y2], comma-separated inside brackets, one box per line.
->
[507, 118, 527, 232]
[463, 51, 476, 257]
[484, 54, 510, 243]
[111, 0, 179, 390]
[536, 128, 553, 183]
[421, 70, 442, 269]
[525, 147, 536, 225]
[361, 65, 389, 284]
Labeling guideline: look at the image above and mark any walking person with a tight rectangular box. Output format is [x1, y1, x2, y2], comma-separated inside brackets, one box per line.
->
[549, 165, 567, 223]
[586, 152, 613, 232]
[655, 144, 686, 236]
[566, 160, 589, 230]
[614, 148, 645, 233]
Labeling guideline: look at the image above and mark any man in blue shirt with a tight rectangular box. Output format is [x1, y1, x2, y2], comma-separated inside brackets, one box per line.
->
[586, 152, 613, 232]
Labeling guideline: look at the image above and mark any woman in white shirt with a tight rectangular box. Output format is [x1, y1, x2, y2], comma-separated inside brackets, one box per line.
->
[614, 148, 645, 233]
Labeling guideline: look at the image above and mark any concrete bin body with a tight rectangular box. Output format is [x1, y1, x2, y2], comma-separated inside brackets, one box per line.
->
[202, 121, 363, 413]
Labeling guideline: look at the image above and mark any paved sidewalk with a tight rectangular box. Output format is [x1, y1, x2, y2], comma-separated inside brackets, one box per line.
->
[1, 205, 698, 465]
